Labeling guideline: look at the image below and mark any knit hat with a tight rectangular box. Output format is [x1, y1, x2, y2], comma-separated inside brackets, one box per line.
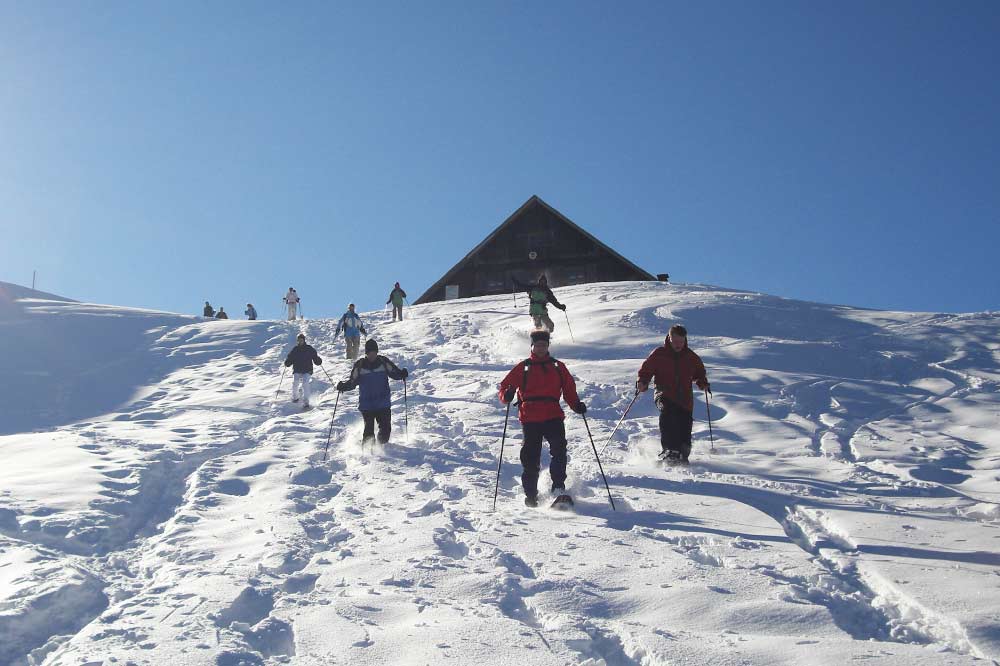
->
[530, 330, 550, 344]
[365, 338, 378, 353]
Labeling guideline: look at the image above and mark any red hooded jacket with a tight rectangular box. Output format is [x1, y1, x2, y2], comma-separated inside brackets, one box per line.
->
[498, 354, 581, 423]
[637, 341, 708, 412]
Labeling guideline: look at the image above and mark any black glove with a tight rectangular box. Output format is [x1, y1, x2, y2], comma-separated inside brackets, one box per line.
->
[503, 388, 516, 403]
[401, 368, 409, 379]
[572, 401, 587, 415]
[336, 381, 347, 391]
[360, 327, 367, 335]
[702, 382, 712, 395]
[558, 304, 567, 311]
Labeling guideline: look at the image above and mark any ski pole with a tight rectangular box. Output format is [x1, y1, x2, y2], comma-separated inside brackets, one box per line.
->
[403, 377, 409, 445]
[492, 400, 512, 512]
[322, 390, 341, 462]
[562, 309, 575, 342]
[581, 413, 616, 511]
[274, 366, 287, 401]
[599, 388, 640, 456]
[320, 364, 335, 385]
[705, 390, 716, 454]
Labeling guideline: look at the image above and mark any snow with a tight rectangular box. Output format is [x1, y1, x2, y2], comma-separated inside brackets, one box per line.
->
[1, 281, 999, 665]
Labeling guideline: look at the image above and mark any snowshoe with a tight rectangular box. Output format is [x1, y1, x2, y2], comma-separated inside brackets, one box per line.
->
[659, 450, 687, 466]
[550, 494, 575, 510]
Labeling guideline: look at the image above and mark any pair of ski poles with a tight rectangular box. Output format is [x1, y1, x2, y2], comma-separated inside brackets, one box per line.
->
[597, 385, 716, 456]
[492, 402, 615, 512]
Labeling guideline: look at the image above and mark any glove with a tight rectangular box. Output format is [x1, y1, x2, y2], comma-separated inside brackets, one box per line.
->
[360, 327, 367, 335]
[558, 304, 567, 311]
[336, 381, 347, 391]
[503, 388, 516, 403]
[572, 402, 587, 415]
[636, 381, 649, 393]
[401, 368, 409, 379]
[703, 382, 712, 395]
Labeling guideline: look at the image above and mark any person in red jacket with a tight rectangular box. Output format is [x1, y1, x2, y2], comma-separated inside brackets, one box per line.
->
[637, 324, 710, 464]
[498, 330, 586, 507]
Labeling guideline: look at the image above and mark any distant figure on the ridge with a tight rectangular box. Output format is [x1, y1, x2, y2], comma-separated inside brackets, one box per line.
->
[514, 274, 565, 333]
[245, 303, 257, 320]
[215, 307, 229, 320]
[283, 287, 300, 320]
[386, 282, 407, 322]
[498, 329, 586, 508]
[203, 301, 215, 318]
[337, 338, 408, 447]
[284, 333, 322, 410]
[637, 324, 710, 465]
[336, 303, 367, 360]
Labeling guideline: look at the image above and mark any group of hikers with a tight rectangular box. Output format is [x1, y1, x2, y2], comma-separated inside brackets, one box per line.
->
[203, 301, 257, 320]
[202, 283, 408, 327]
[278, 272, 711, 508]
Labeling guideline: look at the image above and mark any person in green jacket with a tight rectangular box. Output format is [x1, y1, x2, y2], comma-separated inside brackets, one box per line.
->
[516, 275, 565, 332]
[387, 282, 407, 321]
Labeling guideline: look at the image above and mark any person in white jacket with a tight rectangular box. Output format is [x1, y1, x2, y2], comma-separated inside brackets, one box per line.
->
[283, 287, 300, 320]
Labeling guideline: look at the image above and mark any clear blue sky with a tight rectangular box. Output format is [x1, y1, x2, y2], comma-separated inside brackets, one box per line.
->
[3, 1, 998, 318]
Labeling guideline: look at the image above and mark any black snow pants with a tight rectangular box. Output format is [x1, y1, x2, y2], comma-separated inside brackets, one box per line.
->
[655, 396, 694, 459]
[519, 418, 568, 498]
[362, 408, 392, 444]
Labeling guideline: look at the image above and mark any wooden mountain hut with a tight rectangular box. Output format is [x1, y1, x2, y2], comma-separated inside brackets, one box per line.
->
[414, 195, 656, 304]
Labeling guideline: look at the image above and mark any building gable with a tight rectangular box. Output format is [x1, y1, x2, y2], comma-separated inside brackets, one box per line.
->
[414, 196, 654, 304]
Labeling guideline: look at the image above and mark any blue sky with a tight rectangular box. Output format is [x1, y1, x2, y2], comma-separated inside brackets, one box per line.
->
[2, 1, 998, 318]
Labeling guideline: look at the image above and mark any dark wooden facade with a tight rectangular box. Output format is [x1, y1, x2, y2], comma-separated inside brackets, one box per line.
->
[414, 196, 655, 304]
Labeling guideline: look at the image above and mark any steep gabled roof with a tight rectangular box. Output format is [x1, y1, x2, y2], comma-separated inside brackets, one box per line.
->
[415, 195, 654, 304]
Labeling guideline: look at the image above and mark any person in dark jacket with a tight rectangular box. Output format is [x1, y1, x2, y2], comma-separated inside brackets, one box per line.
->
[386, 282, 407, 321]
[203, 301, 215, 318]
[515, 275, 565, 333]
[337, 338, 408, 446]
[284, 333, 322, 408]
[245, 303, 257, 320]
[498, 329, 586, 507]
[637, 324, 710, 464]
[215, 307, 229, 320]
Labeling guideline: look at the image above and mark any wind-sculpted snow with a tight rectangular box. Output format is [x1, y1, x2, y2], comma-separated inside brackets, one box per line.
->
[1, 282, 998, 665]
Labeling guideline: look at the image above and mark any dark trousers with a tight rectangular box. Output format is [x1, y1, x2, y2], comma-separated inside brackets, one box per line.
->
[656, 396, 694, 458]
[392, 304, 403, 321]
[520, 419, 568, 498]
[361, 408, 391, 444]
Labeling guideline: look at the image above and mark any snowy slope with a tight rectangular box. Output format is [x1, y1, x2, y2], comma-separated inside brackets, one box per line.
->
[1, 283, 998, 666]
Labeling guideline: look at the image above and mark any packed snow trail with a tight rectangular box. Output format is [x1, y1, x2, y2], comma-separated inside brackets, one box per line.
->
[2, 283, 998, 665]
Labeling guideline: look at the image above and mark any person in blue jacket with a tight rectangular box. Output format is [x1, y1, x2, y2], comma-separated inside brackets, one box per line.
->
[337, 338, 408, 446]
[335, 303, 368, 360]
[245, 303, 257, 320]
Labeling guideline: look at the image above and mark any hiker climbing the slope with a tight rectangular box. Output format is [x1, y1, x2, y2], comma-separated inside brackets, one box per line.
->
[498, 329, 586, 507]
[386, 282, 407, 322]
[336, 303, 368, 360]
[203, 301, 215, 318]
[245, 303, 257, 320]
[337, 338, 408, 447]
[283, 287, 300, 321]
[515, 274, 565, 333]
[636, 324, 710, 465]
[215, 307, 229, 320]
[284, 333, 323, 409]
